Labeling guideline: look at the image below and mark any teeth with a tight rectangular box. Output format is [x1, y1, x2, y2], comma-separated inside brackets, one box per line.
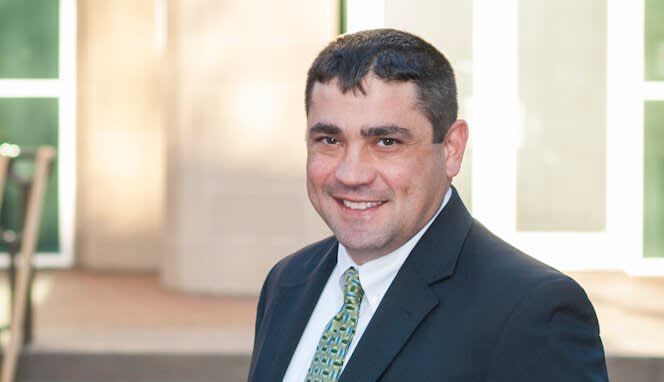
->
[342, 200, 383, 210]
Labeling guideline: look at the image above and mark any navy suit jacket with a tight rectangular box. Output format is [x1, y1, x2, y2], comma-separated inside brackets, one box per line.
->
[248, 189, 608, 381]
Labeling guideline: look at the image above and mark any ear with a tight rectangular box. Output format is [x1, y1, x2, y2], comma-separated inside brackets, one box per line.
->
[443, 119, 469, 179]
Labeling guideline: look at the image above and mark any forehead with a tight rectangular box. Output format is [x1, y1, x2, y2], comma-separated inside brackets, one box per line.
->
[307, 76, 430, 132]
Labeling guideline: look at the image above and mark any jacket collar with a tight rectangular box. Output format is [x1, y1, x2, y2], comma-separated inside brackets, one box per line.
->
[404, 186, 473, 285]
[255, 239, 338, 380]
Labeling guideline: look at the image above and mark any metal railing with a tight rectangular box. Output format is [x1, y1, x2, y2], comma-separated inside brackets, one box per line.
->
[0, 144, 56, 382]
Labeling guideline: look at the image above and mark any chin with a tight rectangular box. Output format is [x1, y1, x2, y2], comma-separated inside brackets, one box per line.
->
[336, 232, 389, 253]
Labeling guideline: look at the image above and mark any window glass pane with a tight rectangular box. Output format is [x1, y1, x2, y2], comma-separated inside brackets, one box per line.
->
[384, 0, 473, 209]
[0, 98, 59, 252]
[645, 0, 664, 81]
[0, 0, 59, 78]
[645, 101, 664, 258]
[339, 0, 347, 33]
[517, 0, 606, 231]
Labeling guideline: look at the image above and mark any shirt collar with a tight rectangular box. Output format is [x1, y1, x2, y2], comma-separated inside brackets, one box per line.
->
[335, 187, 453, 311]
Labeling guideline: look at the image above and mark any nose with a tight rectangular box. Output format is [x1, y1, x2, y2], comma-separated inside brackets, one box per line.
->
[335, 146, 375, 187]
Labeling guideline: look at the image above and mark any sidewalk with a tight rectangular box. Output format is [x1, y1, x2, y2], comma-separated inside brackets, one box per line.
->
[569, 271, 664, 357]
[1, 270, 256, 354]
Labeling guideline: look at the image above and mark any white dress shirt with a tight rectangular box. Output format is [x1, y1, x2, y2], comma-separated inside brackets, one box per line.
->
[282, 187, 452, 381]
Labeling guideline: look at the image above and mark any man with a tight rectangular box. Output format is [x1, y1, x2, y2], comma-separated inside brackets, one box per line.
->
[248, 29, 608, 382]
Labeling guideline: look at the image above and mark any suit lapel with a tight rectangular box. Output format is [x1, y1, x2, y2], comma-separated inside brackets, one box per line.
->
[340, 188, 473, 381]
[339, 264, 438, 381]
[255, 241, 338, 380]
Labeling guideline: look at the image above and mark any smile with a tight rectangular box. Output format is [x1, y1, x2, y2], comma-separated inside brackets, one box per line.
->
[341, 200, 384, 210]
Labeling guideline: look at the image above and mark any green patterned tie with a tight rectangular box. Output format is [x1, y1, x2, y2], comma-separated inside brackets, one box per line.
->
[305, 267, 364, 382]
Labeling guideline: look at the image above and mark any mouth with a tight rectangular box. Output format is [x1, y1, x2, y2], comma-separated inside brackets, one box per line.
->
[336, 198, 386, 211]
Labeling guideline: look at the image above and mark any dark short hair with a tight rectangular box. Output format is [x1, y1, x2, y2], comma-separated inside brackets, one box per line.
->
[305, 28, 457, 143]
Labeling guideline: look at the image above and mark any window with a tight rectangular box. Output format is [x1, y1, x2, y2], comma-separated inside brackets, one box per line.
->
[343, 0, 664, 274]
[0, 0, 76, 267]
[644, 0, 664, 261]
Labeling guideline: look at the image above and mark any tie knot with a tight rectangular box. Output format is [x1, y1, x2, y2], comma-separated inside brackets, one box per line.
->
[342, 267, 364, 307]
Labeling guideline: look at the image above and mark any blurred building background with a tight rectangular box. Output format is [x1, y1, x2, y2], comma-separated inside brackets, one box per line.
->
[2, 0, 663, 292]
[1, 0, 663, 381]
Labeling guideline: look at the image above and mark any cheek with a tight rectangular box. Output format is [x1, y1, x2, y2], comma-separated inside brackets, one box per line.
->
[377, 158, 422, 190]
[306, 155, 335, 188]
[380, 155, 443, 198]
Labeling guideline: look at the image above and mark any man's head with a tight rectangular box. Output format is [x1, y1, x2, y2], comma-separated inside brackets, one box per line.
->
[305, 28, 458, 143]
[305, 29, 468, 264]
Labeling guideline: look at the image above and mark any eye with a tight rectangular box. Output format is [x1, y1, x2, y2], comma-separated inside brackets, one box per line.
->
[322, 137, 339, 145]
[377, 138, 398, 147]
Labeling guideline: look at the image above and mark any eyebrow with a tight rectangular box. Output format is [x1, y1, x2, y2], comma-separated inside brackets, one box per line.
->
[307, 122, 413, 140]
[361, 125, 413, 139]
[308, 122, 341, 136]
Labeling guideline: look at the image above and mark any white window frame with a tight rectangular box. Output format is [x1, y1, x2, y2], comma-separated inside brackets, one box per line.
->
[0, 0, 76, 268]
[472, 0, 664, 275]
[471, 0, 664, 275]
[345, 0, 385, 33]
[469, 0, 624, 271]
[621, 0, 664, 274]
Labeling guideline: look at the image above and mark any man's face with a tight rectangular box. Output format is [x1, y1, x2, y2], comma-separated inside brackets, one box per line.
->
[306, 75, 464, 264]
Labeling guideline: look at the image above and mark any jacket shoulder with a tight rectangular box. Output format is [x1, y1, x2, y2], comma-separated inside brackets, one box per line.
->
[461, 220, 565, 287]
[265, 235, 337, 286]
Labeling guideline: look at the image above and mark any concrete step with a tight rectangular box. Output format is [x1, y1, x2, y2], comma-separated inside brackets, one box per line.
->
[2, 351, 250, 382]
[607, 356, 664, 382]
[2, 351, 663, 382]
